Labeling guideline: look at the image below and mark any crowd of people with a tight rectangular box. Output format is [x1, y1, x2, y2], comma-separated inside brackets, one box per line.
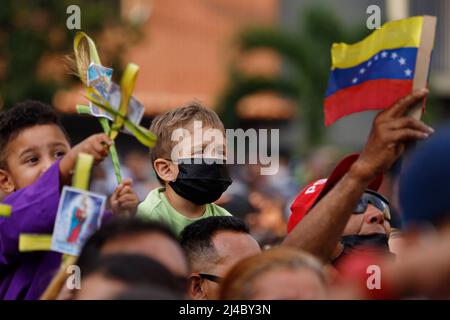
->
[1, 88, 450, 300]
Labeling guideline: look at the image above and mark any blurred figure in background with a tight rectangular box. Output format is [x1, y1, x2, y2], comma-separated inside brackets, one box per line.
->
[246, 190, 286, 248]
[58, 219, 188, 300]
[112, 285, 184, 300]
[296, 145, 342, 185]
[75, 254, 187, 300]
[91, 150, 159, 202]
[90, 158, 132, 198]
[76, 219, 188, 277]
[123, 149, 160, 201]
[220, 161, 292, 247]
[219, 248, 327, 300]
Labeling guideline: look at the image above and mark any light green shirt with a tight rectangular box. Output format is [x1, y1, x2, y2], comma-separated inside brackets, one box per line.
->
[137, 187, 232, 236]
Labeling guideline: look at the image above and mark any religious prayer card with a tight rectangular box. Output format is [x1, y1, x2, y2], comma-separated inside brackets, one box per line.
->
[87, 63, 113, 100]
[106, 82, 145, 135]
[51, 186, 106, 256]
[88, 82, 145, 133]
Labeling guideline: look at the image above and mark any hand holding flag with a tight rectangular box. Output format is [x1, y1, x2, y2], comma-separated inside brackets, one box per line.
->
[352, 88, 433, 182]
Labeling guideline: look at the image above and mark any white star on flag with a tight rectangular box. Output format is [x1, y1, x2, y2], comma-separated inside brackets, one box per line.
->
[381, 51, 388, 58]
[359, 68, 366, 74]
[391, 52, 398, 59]
[352, 77, 358, 84]
[405, 69, 412, 77]
[367, 61, 372, 67]
[399, 57, 406, 65]
[374, 55, 379, 61]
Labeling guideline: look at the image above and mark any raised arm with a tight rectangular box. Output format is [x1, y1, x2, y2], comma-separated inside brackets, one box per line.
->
[282, 89, 432, 262]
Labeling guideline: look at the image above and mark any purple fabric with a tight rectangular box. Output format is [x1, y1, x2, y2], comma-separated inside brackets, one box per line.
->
[0, 160, 114, 300]
[0, 161, 62, 300]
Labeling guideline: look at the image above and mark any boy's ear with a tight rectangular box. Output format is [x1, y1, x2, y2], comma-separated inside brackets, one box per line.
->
[153, 158, 179, 182]
[0, 169, 15, 194]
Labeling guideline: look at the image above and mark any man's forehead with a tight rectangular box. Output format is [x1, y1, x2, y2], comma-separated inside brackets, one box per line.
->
[211, 230, 261, 260]
[102, 233, 188, 275]
[103, 232, 177, 249]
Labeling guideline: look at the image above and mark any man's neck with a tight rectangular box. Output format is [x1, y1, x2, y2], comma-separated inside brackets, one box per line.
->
[164, 185, 206, 218]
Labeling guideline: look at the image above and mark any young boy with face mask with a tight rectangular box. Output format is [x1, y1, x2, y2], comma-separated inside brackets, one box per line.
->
[136, 102, 232, 236]
[0, 101, 139, 299]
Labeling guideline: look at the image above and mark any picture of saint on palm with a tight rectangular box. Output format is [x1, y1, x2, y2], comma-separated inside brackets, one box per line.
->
[66, 195, 88, 243]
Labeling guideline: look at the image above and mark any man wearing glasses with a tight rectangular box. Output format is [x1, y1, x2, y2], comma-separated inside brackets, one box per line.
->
[180, 216, 261, 300]
[287, 154, 395, 264]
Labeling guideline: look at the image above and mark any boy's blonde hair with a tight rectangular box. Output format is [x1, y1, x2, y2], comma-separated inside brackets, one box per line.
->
[149, 102, 225, 182]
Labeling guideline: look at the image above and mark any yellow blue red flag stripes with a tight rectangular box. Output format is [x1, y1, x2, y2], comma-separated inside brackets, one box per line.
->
[324, 16, 429, 125]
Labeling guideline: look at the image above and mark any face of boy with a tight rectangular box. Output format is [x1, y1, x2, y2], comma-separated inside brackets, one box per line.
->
[155, 124, 227, 183]
[177, 124, 226, 161]
[0, 124, 70, 192]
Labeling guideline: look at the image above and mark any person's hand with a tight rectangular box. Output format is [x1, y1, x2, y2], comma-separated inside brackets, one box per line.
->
[110, 178, 139, 217]
[69, 133, 112, 164]
[351, 88, 433, 181]
[60, 133, 112, 183]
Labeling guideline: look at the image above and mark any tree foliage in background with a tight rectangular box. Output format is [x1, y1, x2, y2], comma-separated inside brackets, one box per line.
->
[218, 6, 368, 149]
[0, 0, 141, 109]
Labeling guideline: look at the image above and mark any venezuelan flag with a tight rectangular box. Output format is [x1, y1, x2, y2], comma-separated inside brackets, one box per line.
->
[324, 16, 425, 126]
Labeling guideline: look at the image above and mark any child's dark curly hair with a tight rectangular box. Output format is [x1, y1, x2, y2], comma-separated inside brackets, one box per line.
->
[0, 100, 69, 167]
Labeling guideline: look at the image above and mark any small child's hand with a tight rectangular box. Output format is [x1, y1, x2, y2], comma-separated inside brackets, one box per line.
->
[110, 178, 139, 217]
[71, 133, 112, 164]
[60, 133, 112, 183]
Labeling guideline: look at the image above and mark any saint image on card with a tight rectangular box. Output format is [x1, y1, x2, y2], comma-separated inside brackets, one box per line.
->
[87, 63, 113, 119]
[87, 63, 113, 98]
[90, 82, 145, 135]
[107, 83, 145, 135]
[51, 186, 106, 256]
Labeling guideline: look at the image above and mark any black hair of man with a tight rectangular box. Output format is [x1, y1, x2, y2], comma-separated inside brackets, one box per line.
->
[179, 216, 250, 269]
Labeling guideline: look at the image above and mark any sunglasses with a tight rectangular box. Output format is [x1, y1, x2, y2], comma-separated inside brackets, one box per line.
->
[199, 273, 222, 284]
[353, 190, 391, 221]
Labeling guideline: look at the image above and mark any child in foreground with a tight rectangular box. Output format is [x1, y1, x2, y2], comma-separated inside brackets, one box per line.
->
[137, 102, 232, 236]
[0, 100, 139, 300]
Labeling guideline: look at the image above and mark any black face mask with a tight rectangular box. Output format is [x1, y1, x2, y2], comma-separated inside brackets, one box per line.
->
[340, 234, 390, 253]
[169, 158, 232, 205]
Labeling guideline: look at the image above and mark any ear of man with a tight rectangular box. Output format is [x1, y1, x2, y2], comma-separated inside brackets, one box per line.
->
[188, 273, 208, 300]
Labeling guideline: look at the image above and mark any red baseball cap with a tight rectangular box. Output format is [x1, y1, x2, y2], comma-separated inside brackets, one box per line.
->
[287, 154, 383, 234]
